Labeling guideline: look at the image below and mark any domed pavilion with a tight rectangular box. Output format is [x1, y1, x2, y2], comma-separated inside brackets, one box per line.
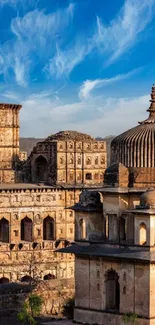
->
[59, 85, 155, 325]
[111, 85, 155, 168]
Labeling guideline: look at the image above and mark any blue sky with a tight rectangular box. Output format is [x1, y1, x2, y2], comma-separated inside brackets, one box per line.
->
[0, 0, 155, 137]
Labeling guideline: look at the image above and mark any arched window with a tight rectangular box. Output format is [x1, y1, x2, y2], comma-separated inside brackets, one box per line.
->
[101, 157, 105, 164]
[21, 275, 33, 283]
[105, 270, 120, 311]
[119, 217, 126, 241]
[94, 173, 99, 180]
[21, 217, 33, 242]
[34, 155, 48, 182]
[95, 157, 98, 164]
[0, 218, 9, 243]
[43, 216, 54, 240]
[69, 173, 74, 181]
[0, 277, 9, 283]
[79, 218, 86, 239]
[77, 157, 81, 164]
[44, 273, 56, 280]
[139, 222, 147, 245]
[77, 172, 81, 180]
[86, 173, 92, 180]
[86, 158, 91, 165]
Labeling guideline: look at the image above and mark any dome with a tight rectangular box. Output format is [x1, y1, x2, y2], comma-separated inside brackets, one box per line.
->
[79, 191, 101, 207]
[111, 85, 155, 168]
[140, 189, 155, 208]
[45, 130, 94, 142]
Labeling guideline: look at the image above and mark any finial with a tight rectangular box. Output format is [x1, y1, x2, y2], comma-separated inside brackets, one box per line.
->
[139, 84, 155, 124]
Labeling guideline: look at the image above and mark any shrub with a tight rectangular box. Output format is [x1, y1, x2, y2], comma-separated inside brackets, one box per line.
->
[62, 297, 75, 319]
[122, 312, 138, 325]
[17, 294, 43, 325]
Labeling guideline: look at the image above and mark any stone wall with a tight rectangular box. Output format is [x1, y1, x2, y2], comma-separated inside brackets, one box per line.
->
[0, 186, 81, 313]
[0, 278, 74, 315]
[74, 257, 150, 324]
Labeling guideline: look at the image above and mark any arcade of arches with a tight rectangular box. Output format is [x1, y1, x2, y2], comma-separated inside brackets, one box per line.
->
[0, 215, 55, 243]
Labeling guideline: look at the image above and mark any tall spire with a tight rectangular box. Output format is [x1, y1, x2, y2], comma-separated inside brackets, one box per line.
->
[139, 84, 155, 124]
[147, 84, 155, 116]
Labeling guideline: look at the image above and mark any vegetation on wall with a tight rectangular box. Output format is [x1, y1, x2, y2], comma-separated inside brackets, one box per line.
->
[62, 296, 75, 319]
[122, 312, 139, 324]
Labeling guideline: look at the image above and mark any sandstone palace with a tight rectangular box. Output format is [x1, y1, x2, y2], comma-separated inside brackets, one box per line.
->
[59, 85, 155, 325]
[0, 102, 107, 314]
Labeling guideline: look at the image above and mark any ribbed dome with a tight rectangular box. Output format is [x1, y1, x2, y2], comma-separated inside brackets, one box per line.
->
[111, 85, 155, 168]
[140, 189, 155, 208]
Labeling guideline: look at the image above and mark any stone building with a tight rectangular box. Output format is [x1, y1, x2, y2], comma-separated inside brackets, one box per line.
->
[0, 103, 107, 313]
[59, 85, 155, 325]
[27, 130, 106, 185]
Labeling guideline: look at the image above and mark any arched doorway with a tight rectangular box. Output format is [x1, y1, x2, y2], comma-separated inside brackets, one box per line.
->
[43, 216, 54, 240]
[34, 155, 48, 183]
[21, 275, 33, 283]
[139, 222, 147, 245]
[0, 277, 9, 283]
[44, 273, 56, 280]
[0, 218, 9, 243]
[105, 269, 120, 311]
[119, 217, 126, 241]
[21, 217, 33, 242]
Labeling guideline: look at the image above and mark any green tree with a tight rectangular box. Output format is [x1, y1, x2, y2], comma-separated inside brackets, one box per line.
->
[17, 294, 43, 325]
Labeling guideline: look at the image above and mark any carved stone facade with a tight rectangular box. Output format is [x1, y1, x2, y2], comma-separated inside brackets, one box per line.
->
[0, 104, 107, 314]
[0, 185, 78, 313]
[28, 131, 106, 185]
[59, 85, 155, 325]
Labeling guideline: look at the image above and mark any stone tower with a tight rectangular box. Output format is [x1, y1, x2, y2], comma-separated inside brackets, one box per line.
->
[0, 103, 21, 183]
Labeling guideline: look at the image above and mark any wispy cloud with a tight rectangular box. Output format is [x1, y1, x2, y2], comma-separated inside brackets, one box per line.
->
[0, 0, 37, 8]
[45, 0, 155, 80]
[0, 3, 75, 86]
[94, 0, 155, 65]
[46, 42, 87, 79]
[79, 68, 140, 100]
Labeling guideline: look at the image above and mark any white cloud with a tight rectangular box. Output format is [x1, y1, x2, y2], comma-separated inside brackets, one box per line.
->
[46, 42, 87, 79]
[11, 5, 74, 48]
[45, 0, 155, 79]
[2, 90, 21, 101]
[69, 95, 149, 137]
[79, 68, 141, 100]
[0, 4, 75, 87]
[94, 0, 155, 64]
[18, 86, 150, 139]
[0, 0, 36, 8]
